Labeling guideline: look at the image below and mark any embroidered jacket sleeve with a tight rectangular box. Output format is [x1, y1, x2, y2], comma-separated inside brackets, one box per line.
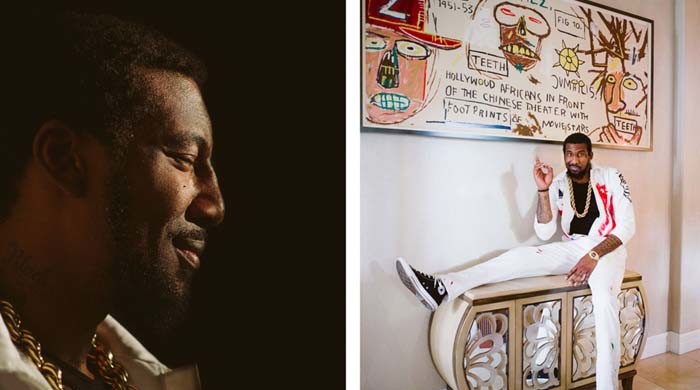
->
[606, 169, 636, 245]
[533, 177, 561, 241]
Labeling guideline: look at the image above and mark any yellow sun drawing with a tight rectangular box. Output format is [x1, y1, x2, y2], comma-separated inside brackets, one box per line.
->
[554, 41, 585, 77]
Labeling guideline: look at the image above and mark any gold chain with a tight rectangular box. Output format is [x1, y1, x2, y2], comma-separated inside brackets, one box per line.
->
[0, 300, 137, 390]
[567, 175, 592, 218]
[88, 335, 137, 390]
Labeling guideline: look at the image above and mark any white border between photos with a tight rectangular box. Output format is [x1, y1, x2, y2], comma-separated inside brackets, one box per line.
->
[346, 0, 360, 388]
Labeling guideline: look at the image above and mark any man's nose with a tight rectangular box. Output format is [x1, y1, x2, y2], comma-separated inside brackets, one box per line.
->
[376, 46, 399, 89]
[187, 166, 225, 228]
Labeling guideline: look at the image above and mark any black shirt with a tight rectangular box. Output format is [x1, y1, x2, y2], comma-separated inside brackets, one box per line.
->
[568, 180, 599, 235]
[47, 356, 111, 390]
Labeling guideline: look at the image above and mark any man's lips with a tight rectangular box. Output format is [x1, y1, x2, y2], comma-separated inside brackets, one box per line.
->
[173, 237, 205, 270]
[176, 248, 200, 270]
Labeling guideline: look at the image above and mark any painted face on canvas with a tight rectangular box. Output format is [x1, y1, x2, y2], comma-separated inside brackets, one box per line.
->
[602, 57, 648, 139]
[364, 25, 435, 124]
[493, 2, 551, 72]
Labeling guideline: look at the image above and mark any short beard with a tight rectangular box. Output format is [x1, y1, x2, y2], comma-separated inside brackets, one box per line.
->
[566, 163, 590, 180]
[104, 156, 192, 352]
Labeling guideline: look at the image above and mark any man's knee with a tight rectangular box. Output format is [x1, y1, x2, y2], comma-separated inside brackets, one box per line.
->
[588, 265, 623, 292]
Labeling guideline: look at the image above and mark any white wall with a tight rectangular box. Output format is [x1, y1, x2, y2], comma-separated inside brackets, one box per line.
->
[671, 0, 700, 336]
[360, 1, 675, 389]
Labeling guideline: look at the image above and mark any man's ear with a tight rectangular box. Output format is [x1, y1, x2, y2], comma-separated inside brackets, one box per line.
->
[32, 119, 87, 197]
[589, 150, 594, 160]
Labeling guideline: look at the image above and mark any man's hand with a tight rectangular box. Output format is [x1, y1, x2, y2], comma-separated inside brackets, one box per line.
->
[533, 156, 553, 191]
[567, 254, 598, 286]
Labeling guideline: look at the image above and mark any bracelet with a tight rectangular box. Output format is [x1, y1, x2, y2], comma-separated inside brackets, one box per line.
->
[537, 188, 549, 192]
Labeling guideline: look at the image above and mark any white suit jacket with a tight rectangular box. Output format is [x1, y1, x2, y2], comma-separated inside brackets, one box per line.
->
[534, 164, 636, 247]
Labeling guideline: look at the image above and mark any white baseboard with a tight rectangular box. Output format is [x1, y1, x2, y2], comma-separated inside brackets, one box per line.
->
[640, 332, 669, 359]
[669, 329, 700, 354]
[640, 330, 700, 358]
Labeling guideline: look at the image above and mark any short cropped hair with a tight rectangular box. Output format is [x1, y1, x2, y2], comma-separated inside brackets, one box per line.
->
[0, 11, 207, 220]
[562, 132, 593, 154]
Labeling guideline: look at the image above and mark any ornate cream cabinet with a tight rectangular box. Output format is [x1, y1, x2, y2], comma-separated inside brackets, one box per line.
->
[430, 271, 646, 390]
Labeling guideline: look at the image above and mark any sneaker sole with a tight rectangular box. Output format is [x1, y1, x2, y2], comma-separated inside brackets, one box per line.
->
[395, 258, 438, 311]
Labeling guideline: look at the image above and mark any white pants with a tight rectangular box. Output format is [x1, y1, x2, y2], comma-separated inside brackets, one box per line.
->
[438, 236, 626, 390]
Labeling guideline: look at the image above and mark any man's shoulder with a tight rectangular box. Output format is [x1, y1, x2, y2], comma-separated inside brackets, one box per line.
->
[592, 165, 618, 173]
[591, 165, 623, 180]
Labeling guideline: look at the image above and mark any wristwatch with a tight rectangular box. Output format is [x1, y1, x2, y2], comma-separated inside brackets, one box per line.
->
[588, 250, 600, 261]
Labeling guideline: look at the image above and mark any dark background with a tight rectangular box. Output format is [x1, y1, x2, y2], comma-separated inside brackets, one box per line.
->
[22, 2, 345, 388]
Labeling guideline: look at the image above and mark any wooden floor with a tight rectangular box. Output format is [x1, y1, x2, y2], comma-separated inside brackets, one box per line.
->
[634, 350, 700, 389]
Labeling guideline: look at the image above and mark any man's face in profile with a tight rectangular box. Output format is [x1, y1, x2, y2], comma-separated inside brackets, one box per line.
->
[105, 70, 224, 341]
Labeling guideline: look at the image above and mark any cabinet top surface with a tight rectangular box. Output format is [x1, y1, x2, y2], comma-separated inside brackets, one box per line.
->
[461, 270, 642, 304]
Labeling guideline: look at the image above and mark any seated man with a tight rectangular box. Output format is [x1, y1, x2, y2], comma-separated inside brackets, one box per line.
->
[396, 133, 634, 390]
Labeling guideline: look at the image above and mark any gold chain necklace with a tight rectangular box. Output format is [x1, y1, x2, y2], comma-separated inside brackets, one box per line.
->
[0, 300, 137, 390]
[567, 175, 592, 218]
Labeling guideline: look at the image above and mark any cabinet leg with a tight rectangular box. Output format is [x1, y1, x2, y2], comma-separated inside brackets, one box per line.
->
[621, 375, 634, 390]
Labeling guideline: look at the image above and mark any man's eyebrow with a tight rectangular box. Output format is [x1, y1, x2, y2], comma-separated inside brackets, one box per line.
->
[166, 133, 209, 152]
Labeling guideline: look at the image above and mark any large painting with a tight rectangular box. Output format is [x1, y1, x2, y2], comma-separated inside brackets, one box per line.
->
[362, 0, 653, 150]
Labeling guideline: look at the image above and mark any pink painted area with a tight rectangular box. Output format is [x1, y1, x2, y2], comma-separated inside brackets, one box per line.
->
[596, 183, 616, 236]
[500, 7, 515, 16]
[597, 183, 610, 235]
